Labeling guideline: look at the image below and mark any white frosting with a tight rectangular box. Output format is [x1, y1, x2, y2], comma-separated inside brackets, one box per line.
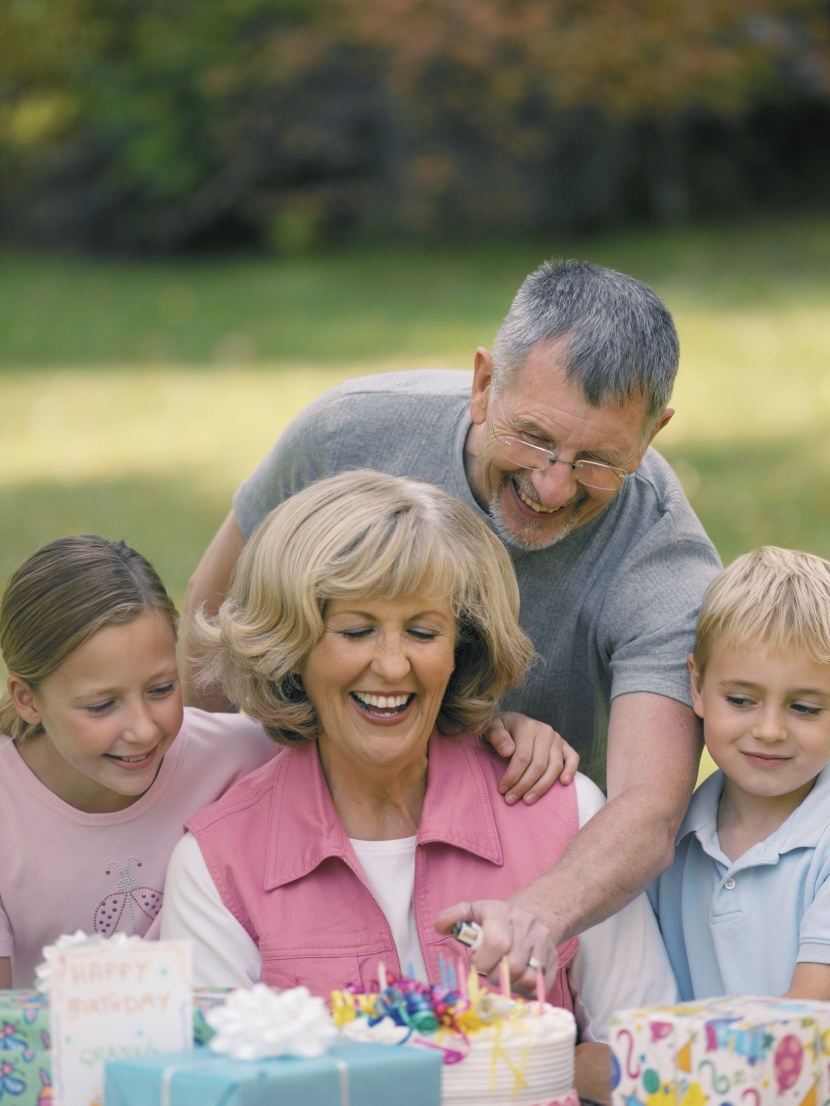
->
[341, 1001, 576, 1106]
[207, 984, 337, 1060]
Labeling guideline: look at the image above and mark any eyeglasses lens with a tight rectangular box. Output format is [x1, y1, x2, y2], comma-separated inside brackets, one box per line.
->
[500, 437, 623, 491]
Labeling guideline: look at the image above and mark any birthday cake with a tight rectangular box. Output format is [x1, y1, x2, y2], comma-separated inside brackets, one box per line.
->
[332, 977, 578, 1106]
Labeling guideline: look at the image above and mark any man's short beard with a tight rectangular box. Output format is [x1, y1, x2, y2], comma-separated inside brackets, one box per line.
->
[488, 476, 584, 552]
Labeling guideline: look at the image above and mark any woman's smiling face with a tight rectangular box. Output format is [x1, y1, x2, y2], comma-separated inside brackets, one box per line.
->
[298, 593, 457, 782]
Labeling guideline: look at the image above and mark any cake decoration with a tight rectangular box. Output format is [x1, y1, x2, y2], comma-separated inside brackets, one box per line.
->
[332, 963, 578, 1106]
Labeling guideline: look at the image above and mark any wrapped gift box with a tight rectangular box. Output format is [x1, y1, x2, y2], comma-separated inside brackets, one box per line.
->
[191, 989, 230, 1046]
[0, 990, 52, 1106]
[0, 988, 229, 1105]
[105, 1039, 442, 1106]
[610, 996, 830, 1106]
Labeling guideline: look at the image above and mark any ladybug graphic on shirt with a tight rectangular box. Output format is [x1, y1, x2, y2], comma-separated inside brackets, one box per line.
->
[93, 855, 162, 936]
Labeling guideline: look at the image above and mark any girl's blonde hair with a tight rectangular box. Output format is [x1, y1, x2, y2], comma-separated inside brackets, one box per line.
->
[0, 536, 178, 741]
[194, 470, 534, 744]
[694, 545, 830, 674]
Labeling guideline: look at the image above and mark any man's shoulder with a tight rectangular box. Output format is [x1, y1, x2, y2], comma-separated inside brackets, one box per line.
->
[609, 448, 719, 562]
[312, 369, 472, 424]
[333, 368, 472, 400]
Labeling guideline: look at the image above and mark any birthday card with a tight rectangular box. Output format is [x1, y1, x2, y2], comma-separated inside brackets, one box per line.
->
[50, 939, 192, 1106]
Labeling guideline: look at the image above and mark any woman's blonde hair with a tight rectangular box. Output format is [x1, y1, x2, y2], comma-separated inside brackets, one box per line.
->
[0, 535, 178, 741]
[694, 545, 830, 674]
[194, 470, 534, 744]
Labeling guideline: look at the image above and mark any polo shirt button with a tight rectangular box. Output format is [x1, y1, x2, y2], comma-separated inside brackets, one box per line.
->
[724, 877, 736, 889]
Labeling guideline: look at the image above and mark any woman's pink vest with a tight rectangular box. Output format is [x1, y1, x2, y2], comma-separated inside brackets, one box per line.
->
[187, 732, 579, 1009]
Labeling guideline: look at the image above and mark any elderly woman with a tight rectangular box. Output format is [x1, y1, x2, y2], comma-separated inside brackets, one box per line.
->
[162, 470, 675, 1055]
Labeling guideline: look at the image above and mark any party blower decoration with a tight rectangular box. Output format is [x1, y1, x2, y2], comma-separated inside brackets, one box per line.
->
[610, 996, 830, 1106]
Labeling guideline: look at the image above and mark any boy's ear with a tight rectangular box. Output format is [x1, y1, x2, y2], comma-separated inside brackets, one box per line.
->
[687, 655, 704, 721]
[6, 675, 42, 726]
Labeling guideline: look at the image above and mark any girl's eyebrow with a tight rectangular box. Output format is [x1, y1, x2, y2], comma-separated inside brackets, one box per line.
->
[69, 666, 179, 702]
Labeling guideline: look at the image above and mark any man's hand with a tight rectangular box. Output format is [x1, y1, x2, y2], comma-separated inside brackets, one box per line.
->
[487, 712, 579, 805]
[505, 693, 700, 946]
[434, 898, 558, 997]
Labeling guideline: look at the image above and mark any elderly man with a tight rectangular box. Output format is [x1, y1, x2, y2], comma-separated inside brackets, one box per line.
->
[183, 259, 720, 978]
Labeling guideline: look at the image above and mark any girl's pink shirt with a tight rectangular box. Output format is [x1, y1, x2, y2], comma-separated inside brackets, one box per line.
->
[0, 707, 277, 987]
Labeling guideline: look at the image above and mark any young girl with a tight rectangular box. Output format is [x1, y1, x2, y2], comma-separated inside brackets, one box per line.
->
[0, 533, 568, 990]
[0, 535, 278, 989]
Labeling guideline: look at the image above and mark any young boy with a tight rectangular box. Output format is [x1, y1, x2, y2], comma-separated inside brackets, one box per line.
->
[649, 546, 830, 1001]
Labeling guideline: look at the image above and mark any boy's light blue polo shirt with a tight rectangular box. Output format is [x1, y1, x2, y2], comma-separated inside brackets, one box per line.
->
[648, 763, 830, 1000]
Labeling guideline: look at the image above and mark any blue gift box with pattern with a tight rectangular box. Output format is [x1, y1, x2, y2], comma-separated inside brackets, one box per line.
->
[105, 1038, 442, 1106]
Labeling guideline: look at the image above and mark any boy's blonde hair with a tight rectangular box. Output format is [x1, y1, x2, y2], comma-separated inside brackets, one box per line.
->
[694, 546, 830, 674]
[193, 469, 535, 744]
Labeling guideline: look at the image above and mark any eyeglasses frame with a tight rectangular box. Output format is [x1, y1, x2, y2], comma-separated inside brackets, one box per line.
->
[489, 389, 630, 493]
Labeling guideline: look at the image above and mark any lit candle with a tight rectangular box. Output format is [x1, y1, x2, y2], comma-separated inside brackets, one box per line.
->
[499, 957, 511, 999]
[378, 961, 388, 992]
[468, 967, 480, 1000]
[439, 954, 449, 990]
[536, 966, 546, 1012]
[456, 959, 467, 999]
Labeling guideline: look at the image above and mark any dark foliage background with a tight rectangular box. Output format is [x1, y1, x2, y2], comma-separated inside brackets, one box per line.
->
[1, 0, 828, 253]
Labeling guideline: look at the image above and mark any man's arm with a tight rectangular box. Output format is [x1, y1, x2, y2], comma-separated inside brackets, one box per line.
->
[511, 692, 700, 936]
[436, 692, 700, 987]
[180, 510, 246, 710]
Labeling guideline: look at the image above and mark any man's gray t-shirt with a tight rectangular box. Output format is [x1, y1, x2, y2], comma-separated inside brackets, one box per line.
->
[234, 370, 721, 788]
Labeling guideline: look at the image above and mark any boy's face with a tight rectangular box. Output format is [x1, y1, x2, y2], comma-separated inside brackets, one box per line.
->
[689, 639, 830, 808]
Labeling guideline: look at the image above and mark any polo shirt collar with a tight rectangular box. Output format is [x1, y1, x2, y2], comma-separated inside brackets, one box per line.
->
[676, 762, 830, 860]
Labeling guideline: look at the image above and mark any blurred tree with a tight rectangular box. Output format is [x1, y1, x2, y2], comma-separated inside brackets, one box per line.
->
[341, 0, 830, 229]
[0, 0, 828, 250]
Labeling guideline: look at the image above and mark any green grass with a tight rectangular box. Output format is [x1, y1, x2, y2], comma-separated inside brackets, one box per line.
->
[2, 212, 830, 612]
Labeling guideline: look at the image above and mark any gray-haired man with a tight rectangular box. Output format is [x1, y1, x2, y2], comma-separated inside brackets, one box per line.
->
[183, 259, 720, 987]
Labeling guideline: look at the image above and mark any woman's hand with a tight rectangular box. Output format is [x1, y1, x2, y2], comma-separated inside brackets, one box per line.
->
[434, 898, 558, 997]
[487, 712, 579, 804]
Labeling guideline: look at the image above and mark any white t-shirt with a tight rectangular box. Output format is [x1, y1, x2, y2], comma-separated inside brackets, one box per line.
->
[162, 773, 677, 1040]
[0, 708, 277, 986]
[351, 836, 427, 983]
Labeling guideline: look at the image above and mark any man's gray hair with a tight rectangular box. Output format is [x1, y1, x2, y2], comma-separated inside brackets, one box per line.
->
[493, 259, 679, 426]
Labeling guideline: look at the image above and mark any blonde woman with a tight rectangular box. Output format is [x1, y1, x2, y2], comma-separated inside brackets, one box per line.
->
[162, 471, 676, 1089]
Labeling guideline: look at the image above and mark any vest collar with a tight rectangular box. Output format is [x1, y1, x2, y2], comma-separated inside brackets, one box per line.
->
[263, 732, 503, 890]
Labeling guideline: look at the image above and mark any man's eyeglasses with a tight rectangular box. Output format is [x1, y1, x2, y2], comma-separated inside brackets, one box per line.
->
[491, 399, 628, 493]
